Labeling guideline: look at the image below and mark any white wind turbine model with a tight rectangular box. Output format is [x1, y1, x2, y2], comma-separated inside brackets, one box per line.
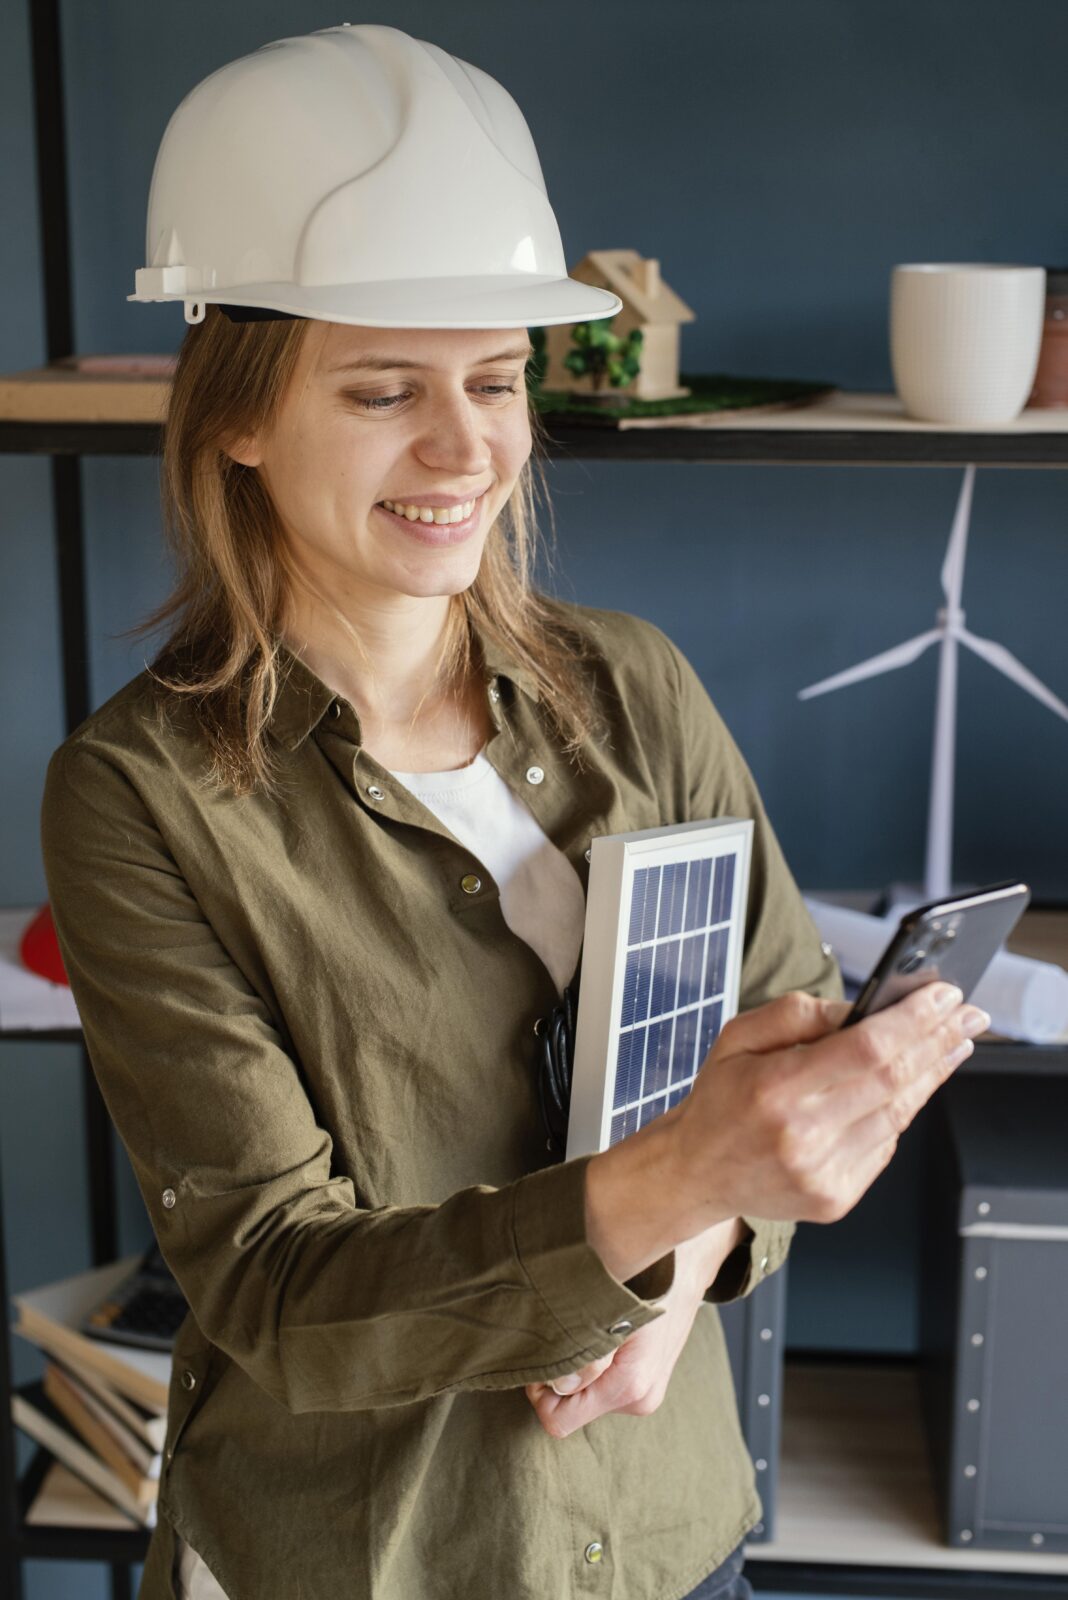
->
[798, 465, 1068, 903]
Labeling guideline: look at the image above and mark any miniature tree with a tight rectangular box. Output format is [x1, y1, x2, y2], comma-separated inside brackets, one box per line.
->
[526, 325, 548, 392]
[563, 319, 643, 393]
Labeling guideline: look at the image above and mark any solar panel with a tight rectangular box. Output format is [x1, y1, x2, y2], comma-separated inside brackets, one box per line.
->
[565, 818, 753, 1160]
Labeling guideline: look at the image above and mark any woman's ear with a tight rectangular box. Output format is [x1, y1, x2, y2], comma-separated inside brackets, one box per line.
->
[223, 434, 263, 468]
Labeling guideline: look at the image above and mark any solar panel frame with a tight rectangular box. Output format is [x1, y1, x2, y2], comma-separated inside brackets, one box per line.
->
[565, 817, 753, 1161]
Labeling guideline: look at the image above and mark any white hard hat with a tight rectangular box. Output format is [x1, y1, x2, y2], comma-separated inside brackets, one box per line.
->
[130, 23, 622, 330]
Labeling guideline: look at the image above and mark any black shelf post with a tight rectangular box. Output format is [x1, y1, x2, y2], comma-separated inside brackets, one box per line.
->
[0, 2, 132, 1597]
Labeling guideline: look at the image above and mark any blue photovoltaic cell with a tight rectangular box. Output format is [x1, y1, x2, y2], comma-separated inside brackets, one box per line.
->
[698, 997, 724, 1060]
[649, 938, 680, 1018]
[712, 854, 735, 925]
[656, 861, 687, 938]
[677, 932, 705, 1009]
[704, 924, 729, 997]
[671, 1007, 698, 1083]
[627, 866, 655, 946]
[609, 847, 742, 1148]
[641, 866, 661, 941]
[684, 855, 712, 932]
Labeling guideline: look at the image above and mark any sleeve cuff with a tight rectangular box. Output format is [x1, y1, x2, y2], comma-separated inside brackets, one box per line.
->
[703, 1217, 794, 1305]
[512, 1155, 673, 1360]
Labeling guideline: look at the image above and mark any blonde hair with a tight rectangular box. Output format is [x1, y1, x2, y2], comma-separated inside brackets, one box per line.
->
[127, 307, 603, 798]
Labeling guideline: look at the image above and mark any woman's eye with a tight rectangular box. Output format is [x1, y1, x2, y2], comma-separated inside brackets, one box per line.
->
[351, 393, 409, 412]
[347, 382, 518, 413]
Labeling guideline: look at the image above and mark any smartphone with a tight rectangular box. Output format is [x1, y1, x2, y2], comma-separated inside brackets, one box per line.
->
[842, 880, 1030, 1026]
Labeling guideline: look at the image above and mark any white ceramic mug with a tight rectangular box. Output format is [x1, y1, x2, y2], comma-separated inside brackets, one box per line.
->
[890, 263, 1046, 424]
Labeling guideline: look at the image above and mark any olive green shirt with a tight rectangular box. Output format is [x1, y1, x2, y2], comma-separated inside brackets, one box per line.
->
[40, 601, 841, 1600]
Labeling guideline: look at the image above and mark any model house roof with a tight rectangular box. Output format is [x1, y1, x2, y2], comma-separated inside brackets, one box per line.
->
[574, 250, 695, 326]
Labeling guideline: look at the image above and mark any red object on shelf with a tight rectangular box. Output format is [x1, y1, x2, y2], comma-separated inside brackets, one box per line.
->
[19, 904, 70, 986]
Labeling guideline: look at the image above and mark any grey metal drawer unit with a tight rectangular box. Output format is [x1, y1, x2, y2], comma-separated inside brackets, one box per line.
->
[920, 1073, 1068, 1554]
[720, 1263, 787, 1543]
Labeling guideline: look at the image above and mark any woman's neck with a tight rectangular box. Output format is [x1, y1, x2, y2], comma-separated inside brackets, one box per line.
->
[280, 591, 491, 771]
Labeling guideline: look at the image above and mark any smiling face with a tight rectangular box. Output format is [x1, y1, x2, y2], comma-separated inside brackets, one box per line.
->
[228, 322, 534, 620]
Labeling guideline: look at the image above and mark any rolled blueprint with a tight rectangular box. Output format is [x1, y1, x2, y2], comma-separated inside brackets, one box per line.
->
[804, 897, 1068, 1045]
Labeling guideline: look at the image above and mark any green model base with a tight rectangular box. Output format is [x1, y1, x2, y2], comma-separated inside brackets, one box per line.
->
[530, 373, 833, 420]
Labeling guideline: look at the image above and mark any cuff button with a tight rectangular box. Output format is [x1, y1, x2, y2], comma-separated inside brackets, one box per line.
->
[607, 1319, 632, 1336]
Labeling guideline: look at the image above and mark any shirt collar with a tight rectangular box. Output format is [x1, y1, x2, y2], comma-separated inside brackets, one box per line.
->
[269, 621, 541, 753]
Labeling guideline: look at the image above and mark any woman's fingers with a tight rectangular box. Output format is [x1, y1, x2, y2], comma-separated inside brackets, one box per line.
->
[834, 1025, 982, 1165]
[811, 1004, 989, 1128]
[550, 1351, 616, 1395]
[713, 990, 848, 1060]
[783, 980, 967, 1096]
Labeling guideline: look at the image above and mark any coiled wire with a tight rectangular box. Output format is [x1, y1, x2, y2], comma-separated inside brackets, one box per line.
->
[534, 978, 579, 1159]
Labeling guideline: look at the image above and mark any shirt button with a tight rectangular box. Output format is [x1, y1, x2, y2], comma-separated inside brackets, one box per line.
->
[181, 1369, 197, 1392]
[366, 784, 384, 802]
[162, 1188, 176, 1209]
[820, 940, 833, 959]
[584, 847, 592, 863]
[488, 683, 500, 704]
[460, 873, 482, 895]
[525, 765, 544, 785]
[330, 700, 342, 719]
[759, 1254, 770, 1275]
[608, 1319, 632, 1336]
[584, 1541, 604, 1564]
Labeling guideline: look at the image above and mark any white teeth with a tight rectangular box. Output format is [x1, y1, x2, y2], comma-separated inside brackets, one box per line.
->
[381, 497, 478, 523]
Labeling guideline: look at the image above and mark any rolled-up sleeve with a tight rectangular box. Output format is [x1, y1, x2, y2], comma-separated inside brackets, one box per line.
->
[41, 741, 670, 1414]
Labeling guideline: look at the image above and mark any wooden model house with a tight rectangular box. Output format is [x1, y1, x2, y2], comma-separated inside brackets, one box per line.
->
[544, 249, 696, 400]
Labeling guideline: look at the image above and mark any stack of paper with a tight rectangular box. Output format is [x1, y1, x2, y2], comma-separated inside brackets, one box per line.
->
[11, 1257, 170, 1528]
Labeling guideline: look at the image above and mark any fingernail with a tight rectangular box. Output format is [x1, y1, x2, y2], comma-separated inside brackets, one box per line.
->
[551, 1375, 581, 1395]
[943, 1038, 974, 1068]
[935, 984, 964, 1014]
[961, 1007, 991, 1038]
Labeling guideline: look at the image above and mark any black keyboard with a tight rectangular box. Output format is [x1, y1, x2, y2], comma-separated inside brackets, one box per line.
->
[81, 1241, 189, 1352]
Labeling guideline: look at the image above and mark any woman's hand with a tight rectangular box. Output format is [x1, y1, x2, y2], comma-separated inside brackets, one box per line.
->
[524, 1220, 744, 1439]
[584, 981, 988, 1290]
[673, 983, 988, 1232]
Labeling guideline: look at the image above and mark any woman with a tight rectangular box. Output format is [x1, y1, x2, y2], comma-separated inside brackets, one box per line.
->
[41, 25, 984, 1600]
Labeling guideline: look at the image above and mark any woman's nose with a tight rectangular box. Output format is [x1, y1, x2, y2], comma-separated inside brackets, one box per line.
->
[414, 393, 492, 478]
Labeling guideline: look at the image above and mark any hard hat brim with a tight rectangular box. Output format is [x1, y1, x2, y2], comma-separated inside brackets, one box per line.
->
[130, 275, 622, 329]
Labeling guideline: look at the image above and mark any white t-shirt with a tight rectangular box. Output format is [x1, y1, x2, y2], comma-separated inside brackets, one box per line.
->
[388, 748, 586, 996]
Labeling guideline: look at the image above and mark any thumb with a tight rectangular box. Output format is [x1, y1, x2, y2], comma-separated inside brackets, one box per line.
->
[716, 991, 848, 1059]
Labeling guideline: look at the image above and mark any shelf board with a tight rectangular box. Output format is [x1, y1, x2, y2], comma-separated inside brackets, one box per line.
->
[745, 1360, 1068, 1592]
[4, 388, 1068, 464]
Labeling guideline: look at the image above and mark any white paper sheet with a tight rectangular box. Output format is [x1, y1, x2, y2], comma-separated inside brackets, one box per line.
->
[805, 897, 1068, 1045]
[0, 907, 81, 1033]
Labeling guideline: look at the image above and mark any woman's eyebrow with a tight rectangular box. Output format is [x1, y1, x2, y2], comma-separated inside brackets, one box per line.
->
[327, 344, 533, 374]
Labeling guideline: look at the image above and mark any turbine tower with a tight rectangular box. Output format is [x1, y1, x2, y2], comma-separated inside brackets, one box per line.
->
[798, 465, 1068, 902]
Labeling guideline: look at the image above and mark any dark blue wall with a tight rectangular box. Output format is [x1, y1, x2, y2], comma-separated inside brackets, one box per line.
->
[3, 7, 1067, 1594]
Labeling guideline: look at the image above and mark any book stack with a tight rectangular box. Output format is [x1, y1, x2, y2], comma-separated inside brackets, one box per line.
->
[11, 1256, 171, 1529]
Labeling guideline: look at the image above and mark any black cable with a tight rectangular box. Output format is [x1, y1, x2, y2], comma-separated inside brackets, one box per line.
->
[535, 976, 579, 1159]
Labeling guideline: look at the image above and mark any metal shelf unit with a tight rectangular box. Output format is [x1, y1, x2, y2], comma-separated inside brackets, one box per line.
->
[4, 2, 1067, 1597]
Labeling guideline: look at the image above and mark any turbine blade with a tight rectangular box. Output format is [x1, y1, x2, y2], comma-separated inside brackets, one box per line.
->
[940, 464, 976, 608]
[960, 629, 1068, 724]
[798, 630, 942, 699]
